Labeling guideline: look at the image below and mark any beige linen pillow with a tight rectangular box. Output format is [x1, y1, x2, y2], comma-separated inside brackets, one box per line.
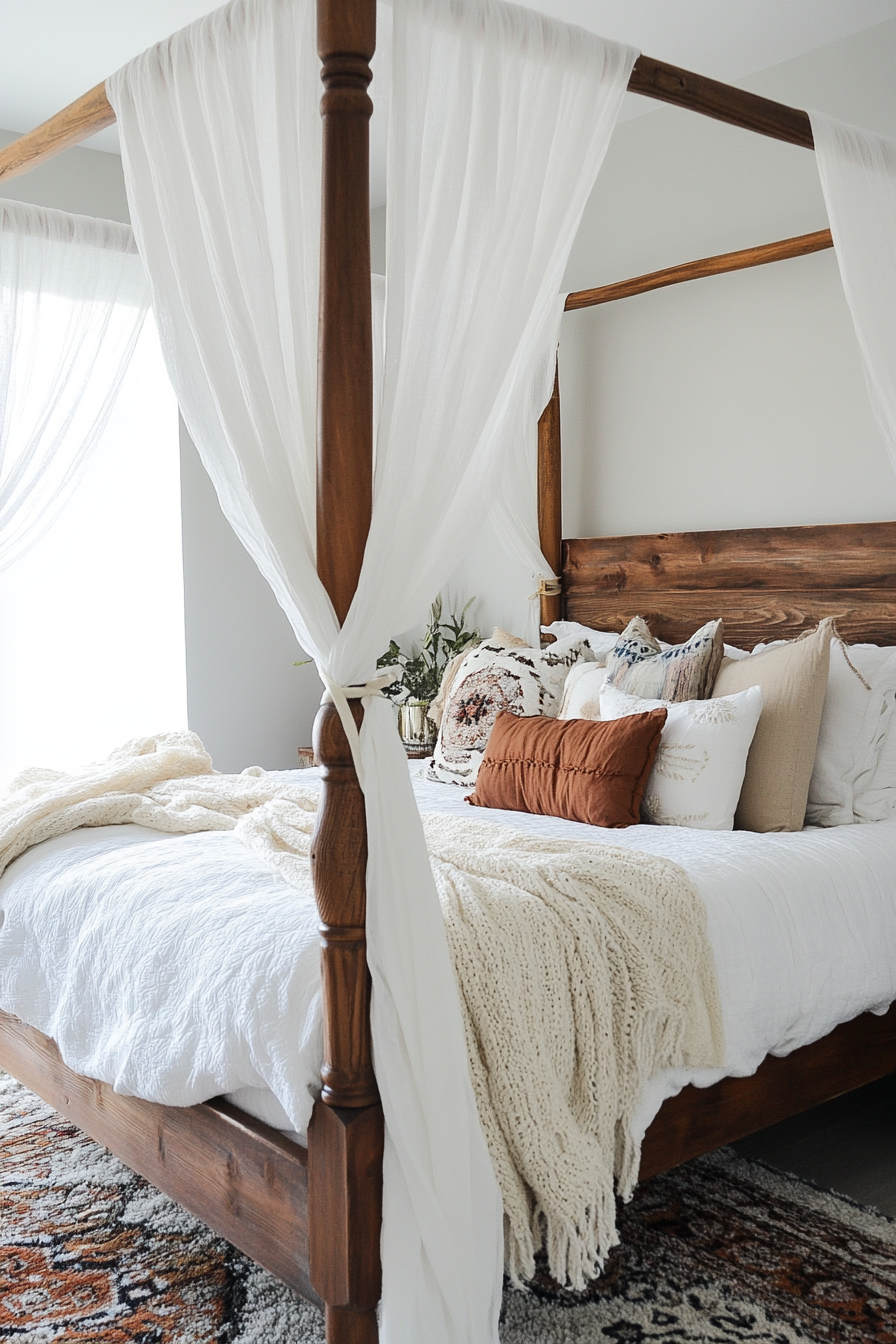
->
[711, 618, 834, 832]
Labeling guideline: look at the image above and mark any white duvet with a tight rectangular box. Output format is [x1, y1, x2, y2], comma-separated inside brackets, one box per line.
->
[1, 763, 895, 1149]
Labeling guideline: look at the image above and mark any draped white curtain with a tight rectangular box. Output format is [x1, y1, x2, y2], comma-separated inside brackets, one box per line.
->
[0, 200, 149, 571]
[108, 0, 635, 1338]
[811, 112, 896, 471]
[487, 293, 566, 644]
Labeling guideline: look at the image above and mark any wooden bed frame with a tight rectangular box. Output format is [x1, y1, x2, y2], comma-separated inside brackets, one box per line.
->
[1, 7, 895, 1342]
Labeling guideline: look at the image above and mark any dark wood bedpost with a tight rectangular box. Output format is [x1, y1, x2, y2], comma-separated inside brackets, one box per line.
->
[537, 365, 563, 631]
[308, 2, 381, 1342]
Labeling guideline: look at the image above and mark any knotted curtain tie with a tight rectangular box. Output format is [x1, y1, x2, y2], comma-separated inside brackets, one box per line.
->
[318, 667, 400, 786]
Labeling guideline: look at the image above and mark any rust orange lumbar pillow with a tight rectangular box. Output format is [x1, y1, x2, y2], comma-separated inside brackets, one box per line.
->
[466, 708, 667, 828]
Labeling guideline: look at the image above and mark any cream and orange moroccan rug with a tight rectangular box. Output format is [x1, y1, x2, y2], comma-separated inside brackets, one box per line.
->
[2, 1070, 895, 1343]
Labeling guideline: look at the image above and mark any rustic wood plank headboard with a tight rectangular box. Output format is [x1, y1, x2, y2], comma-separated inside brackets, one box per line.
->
[563, 520, 896, 649]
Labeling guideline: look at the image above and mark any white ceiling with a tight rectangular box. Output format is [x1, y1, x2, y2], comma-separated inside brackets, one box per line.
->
[3, 0, 896, 160]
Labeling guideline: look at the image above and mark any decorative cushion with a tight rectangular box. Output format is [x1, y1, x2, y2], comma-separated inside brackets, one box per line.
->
[600, 684, 763, 830]
[558, 664, 607, 720]
[466, 708, 667, 827]
[541, 620, 621, 663]
[428, 627, 528, 729]
[806, 640, 896, 826]
[428, 650, 472, 729]
[427, 635, 590, 786]
[491, 627, 528, 648]
[712, 618, 833, 832]
[605, 617, 725, 702]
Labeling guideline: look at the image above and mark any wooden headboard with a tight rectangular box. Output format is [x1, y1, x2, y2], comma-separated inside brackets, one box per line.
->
[562, 521, 896, 649]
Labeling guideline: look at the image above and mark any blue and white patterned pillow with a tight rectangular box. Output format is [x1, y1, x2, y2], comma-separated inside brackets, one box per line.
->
[605, 617, 724, 702]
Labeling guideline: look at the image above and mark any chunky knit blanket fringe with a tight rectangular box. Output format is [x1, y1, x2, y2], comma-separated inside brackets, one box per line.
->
[421, 814, 723, 1287]
[0, 730, 723, 1289]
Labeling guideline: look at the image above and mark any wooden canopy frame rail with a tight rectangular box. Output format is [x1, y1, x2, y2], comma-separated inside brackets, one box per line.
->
[537, 224, 837, 629]
[1, 7, 892, 1344]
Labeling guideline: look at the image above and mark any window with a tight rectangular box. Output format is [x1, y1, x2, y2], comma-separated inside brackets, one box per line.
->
[0, 311, 187, 787]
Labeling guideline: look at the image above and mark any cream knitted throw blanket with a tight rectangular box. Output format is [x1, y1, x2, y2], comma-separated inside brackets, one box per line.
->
[0, 730, 723, 1287]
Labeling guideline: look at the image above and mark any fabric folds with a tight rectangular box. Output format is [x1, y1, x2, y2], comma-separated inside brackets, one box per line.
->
[109, 1, 636, 1338]
[811, 112, 896, 471]
[0, 200, 148, 571]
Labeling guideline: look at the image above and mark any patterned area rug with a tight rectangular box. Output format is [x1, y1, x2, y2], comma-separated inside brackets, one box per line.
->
[2, 1070, 895, 1342]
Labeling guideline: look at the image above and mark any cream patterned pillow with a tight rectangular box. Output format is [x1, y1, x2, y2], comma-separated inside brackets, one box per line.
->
[600, 683, 763, 830]
[427, 635, 590, 786]
[605, 617, 724, 702]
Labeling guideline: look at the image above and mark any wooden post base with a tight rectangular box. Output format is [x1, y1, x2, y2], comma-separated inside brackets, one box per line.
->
[325, 1305, 379, 1344]
[308, 1099, 383, 1331]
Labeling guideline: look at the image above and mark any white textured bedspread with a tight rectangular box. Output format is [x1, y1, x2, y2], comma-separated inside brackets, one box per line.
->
[407, 766, 896, 1143]
[1, 764, 895, 1152]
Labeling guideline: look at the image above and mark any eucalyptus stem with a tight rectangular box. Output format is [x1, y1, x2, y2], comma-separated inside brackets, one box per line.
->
[376, 596, 478, 704]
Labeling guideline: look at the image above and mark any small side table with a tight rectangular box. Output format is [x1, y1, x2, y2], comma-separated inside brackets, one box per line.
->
[297, 747, 316, 769]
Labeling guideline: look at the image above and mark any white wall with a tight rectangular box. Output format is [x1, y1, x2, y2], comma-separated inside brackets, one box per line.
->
[178, 428, 321, 771]
[558, 17, 896, 544]
[379, 22, 896, 646]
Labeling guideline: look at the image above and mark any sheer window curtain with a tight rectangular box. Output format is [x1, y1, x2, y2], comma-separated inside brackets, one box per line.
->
[108, 1, 635, 1339]
[0, 200, 149, 572]
[810, 112, 896, 470]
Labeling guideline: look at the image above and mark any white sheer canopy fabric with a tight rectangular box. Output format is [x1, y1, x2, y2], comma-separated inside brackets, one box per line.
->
[487, 293, 567, 644]
[811, 112, 896, 471]
[109, 0, 635, 1338]
[0, 200, 148, 572]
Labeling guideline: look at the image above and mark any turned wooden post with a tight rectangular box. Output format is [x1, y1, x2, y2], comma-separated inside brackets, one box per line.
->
[537, 365, 563, 631]
[307, 2, 381, 1341]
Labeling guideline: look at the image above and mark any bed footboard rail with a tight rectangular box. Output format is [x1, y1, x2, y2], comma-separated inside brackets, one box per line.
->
[641, 1002, 896, 1179]
[0, 1010, 321, 1305]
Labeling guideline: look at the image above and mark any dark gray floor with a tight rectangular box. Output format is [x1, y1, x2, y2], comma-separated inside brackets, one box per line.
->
[733, 1071, 896, 1217]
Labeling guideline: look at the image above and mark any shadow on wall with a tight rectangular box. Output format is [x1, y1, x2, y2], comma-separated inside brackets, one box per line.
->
[179, 422, 321, 771]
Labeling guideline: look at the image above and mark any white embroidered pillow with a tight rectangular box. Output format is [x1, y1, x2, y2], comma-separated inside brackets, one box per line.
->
[599, 683, 763, 830]
[427, 635, 590, 787]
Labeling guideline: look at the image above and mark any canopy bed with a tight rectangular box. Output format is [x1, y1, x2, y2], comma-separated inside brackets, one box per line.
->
[1, 3, 896, 1344]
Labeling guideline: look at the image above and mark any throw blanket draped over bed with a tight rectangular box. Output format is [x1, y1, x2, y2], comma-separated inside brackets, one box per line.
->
[0, 731, 723, 1286]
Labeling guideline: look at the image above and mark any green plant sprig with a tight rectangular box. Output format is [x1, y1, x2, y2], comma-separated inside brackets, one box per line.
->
[376, 595, 478, 704]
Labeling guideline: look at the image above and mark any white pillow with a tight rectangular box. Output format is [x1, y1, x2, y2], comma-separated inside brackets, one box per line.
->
[558, 664, 607, 719]
[542, 620, 620, 663]
[806, 641, 896, 826]
[599, 683, 763, 830]
[858, 696, 896, 822]
[544, 619, 752, 667]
